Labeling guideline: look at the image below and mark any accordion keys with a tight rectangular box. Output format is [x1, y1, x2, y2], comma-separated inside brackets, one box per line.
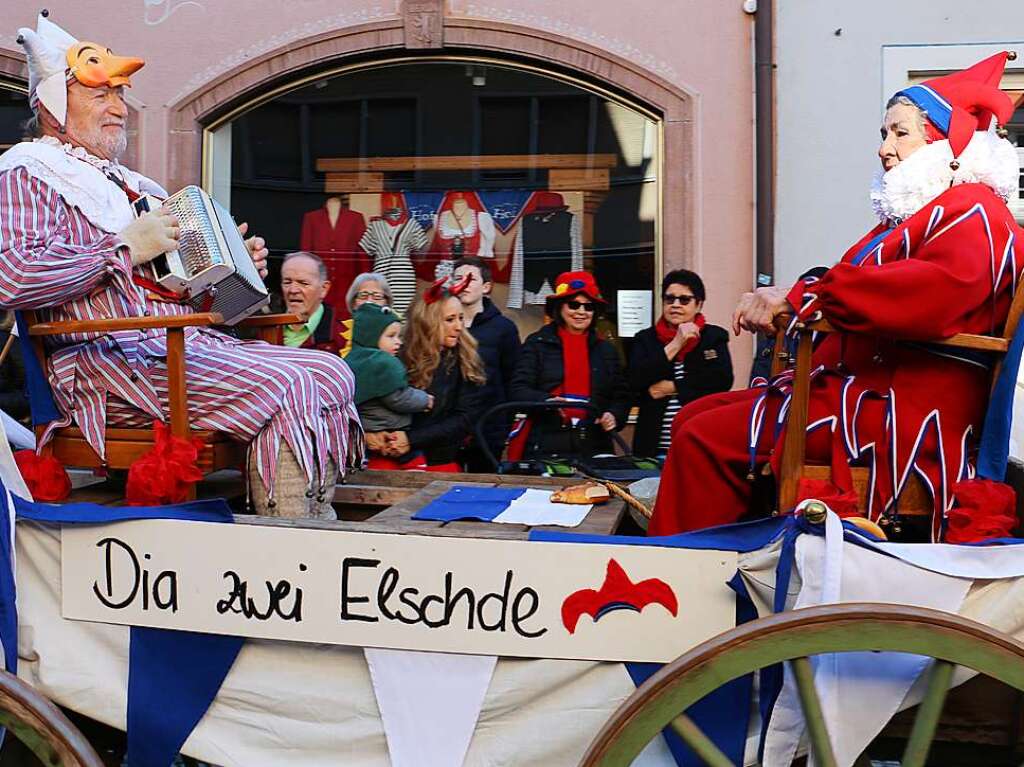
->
[134, 185, 270, 325]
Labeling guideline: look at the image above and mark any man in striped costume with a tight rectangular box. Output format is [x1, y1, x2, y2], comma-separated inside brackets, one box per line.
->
[0, 13, 362, 517]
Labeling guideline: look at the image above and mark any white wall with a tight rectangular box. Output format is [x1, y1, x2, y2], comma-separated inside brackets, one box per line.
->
[775, 0, 1024, 287]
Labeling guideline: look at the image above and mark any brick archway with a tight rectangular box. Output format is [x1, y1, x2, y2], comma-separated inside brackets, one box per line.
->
[166, 15, 697, 269]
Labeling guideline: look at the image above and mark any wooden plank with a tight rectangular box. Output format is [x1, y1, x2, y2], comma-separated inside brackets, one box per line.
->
[324, 173, 387, 193]
[333, 484, 416, 507]
[29, 312, 223, 336]
[548, 168, 610, 191]
[362, 480, 625, 540]
[806, 319, 1009, 353]
[166, 327, 189, 442]
[778, 330, 814, 511]
[235, 313, 300, 327]
[317, 154, 619, 173]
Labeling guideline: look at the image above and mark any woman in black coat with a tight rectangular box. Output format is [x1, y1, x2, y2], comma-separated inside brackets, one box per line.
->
[509, 271, 630, 458]
[374, 274, 486, 470]
[631, 269, 733, 457]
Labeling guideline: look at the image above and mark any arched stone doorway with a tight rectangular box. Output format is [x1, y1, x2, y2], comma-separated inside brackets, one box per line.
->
[165, 13, 696, 271]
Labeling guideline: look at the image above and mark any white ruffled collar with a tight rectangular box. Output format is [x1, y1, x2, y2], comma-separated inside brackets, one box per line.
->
[870, 129, 1020, 225]
[0, 138, 165, 233]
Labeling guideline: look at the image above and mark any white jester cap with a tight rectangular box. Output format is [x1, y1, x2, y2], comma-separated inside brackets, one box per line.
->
[17, 11, 78, 127]
[16, 10, 144, 128]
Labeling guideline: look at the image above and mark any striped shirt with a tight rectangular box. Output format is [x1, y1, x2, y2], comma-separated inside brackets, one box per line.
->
[359, 218, 428, 318]
[657, 360, 686, 454]
[0, 165, 362, 496]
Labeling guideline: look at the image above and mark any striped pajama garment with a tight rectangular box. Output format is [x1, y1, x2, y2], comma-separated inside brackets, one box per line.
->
[0, 166, 362, 496]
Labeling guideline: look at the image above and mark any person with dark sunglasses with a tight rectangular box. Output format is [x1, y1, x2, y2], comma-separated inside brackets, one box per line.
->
[629, 269, 733, 457]
[508, 271, 630, 460]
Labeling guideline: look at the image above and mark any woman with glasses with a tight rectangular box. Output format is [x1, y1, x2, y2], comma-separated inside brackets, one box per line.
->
[508, 271, 630, 459]
[345, 272, 394, 315]
[629, 269, 733, 457]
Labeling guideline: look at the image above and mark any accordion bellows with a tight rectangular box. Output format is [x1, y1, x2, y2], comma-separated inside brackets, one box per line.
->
[139, 186, 270, 325]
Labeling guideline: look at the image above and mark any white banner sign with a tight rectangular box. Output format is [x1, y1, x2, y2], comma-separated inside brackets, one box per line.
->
[61, 520, 736, 663]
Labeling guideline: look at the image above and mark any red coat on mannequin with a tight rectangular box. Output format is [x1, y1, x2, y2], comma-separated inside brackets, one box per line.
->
[300, 198, 370, 317]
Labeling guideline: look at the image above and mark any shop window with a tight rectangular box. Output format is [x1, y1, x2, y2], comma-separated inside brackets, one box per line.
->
[0, 85, 31, 153]
[205, 61, 662, 349]
[1008, 105, 1024, 224]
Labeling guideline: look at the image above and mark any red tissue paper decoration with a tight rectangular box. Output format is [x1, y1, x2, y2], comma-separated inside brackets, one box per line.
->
[794, 478, 860, 518]
[945, 478, 1018, 544]
[125, 421, 204, 506]
[13, 450, 71, 502]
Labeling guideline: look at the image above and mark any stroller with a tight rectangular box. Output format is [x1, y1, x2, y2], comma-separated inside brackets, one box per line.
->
[473, 400, 661, 483]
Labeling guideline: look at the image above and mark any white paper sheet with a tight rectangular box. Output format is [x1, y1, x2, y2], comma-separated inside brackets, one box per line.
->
[491, 488, 591, 527]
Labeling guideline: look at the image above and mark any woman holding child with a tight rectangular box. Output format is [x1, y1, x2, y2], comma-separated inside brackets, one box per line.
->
[350, 273, 486, 470]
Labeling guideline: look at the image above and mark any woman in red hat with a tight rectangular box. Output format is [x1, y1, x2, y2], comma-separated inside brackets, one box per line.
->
[650, 52, 1024, 542]
[508, 271, 630, 459]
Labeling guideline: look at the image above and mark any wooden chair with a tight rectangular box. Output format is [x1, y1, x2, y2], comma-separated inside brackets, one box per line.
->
[773, 280, 1024, 521]
[23, 310, 298, 498]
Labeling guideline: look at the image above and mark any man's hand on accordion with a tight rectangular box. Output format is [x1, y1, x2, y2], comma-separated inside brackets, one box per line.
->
[119, 208, 180, 266]
[238, 222, 269, 279]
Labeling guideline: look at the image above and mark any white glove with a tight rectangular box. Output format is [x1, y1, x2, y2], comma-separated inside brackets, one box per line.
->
[118, 208, 180, 266]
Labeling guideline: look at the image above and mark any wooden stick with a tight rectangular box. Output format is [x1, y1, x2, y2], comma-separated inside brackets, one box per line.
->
[0, 333, 15, 369]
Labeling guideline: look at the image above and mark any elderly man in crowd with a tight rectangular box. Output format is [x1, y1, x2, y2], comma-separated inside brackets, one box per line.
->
[0, 14, 361, 518]
[281, 251, 347, 354]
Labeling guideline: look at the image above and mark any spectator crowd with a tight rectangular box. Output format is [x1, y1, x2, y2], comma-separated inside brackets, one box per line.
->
[275, 251, 735, 472]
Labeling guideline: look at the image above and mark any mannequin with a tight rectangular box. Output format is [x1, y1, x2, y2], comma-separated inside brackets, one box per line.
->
[300, 196, 369, 318]
[416, 191, 496, 280]
[507, 191, 582, 309]
[360, 192, 428, 317]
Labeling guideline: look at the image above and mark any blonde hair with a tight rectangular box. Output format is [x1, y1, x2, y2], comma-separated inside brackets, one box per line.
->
[402, 296, 486, 389]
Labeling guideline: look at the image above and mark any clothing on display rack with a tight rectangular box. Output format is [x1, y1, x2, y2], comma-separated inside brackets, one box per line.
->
[416, 191, 496, 281]
[300, 197, 370, 317]
[507, 191, 583, 309]
[359, 193, 429, 317]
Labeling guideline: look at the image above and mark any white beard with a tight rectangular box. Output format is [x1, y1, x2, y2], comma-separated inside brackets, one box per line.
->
[870, 129, 1020, 225]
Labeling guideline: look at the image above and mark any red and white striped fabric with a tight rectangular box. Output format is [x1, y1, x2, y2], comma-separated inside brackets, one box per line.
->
[0, 164, 362, 496]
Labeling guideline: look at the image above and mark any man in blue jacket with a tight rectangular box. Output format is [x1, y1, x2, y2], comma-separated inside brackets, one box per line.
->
[453, 257, 522, 471]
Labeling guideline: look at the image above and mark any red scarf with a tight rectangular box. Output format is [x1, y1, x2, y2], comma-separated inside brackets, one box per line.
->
[556, 327, 591, 421]
[655, 313, 706, 361]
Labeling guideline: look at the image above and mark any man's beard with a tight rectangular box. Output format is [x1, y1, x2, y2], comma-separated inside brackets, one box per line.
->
[81, 126, 127, 162]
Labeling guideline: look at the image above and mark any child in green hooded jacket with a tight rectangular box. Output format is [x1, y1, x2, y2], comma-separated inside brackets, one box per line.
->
[346, 303, 432, 465]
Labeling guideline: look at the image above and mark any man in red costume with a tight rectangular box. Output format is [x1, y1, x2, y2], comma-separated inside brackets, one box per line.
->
[650, 52, 1024, 542]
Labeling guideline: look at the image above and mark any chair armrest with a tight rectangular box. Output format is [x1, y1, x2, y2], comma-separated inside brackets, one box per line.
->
[235, 313, 301, 328]
[28, 312, 224, 336]
[801, 318, 1008, 353]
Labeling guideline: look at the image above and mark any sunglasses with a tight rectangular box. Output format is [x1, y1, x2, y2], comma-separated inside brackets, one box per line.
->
[566, 300, 596, 312]
[663, 294, 697, 306]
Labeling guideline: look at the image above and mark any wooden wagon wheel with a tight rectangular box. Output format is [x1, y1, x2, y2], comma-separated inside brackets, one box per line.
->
[0, 669, 102, 766]
[581, 603, 1024, 767]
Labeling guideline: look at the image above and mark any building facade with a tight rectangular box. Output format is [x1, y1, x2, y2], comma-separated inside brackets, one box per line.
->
[774, 0, 1024, 286]
[0, 0, 757, 373]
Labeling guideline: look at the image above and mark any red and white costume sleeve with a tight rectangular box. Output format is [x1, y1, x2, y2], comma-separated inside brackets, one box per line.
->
[651, 168, 1024, 541]
[0, 139, 362, 498]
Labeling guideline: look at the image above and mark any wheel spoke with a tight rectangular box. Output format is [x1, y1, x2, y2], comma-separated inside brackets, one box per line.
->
[900, 659, 955, 767]
[791, 656, 839, 767]
[669, 714, 736, 767]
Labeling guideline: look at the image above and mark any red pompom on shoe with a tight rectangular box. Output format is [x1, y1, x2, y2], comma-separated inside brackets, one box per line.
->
[945, 479, 1018, 543]
[125, 421, 204, 506]
[13, 450, 71, 502]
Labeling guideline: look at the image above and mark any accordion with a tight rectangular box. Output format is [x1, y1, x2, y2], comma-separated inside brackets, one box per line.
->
[134, 185, 270, 325]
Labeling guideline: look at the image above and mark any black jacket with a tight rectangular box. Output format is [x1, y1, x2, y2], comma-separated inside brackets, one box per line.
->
[407, 349, 485, 466]
[509, 323, 630, 457]
[629, 324, 733, 456]
[466, 298, 521, 447]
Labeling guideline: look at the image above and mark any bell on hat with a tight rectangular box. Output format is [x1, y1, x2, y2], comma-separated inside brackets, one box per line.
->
[894, 51, 1017, 160]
